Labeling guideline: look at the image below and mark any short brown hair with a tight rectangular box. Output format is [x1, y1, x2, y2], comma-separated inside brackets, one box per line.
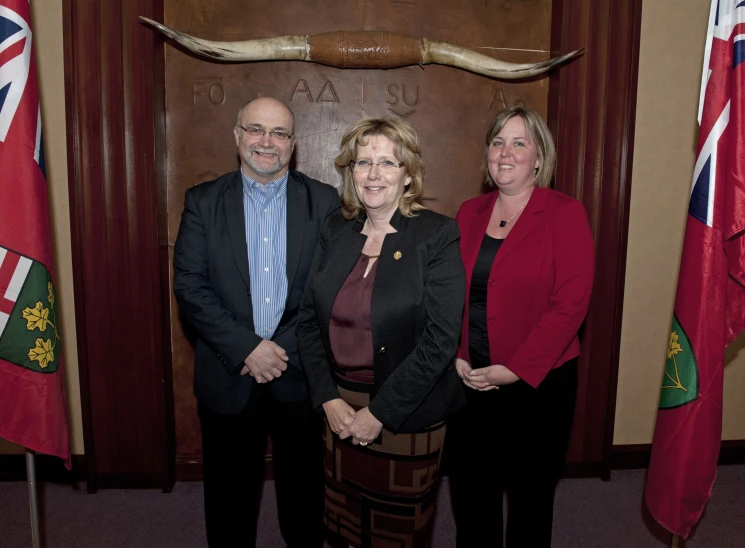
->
[335, 118, 425, 219]
[483, 106, 556, 189]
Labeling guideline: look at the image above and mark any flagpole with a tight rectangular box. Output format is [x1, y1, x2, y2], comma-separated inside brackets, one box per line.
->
[25, 449, 42, 548]
[671, 534, 680, 548]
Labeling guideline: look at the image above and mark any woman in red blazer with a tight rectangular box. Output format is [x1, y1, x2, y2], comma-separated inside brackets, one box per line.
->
[448, 106, 595, 548]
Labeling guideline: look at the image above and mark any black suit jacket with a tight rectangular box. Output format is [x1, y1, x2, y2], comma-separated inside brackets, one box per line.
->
[173, 170, 340, 413]
[297, 209, 467, 433]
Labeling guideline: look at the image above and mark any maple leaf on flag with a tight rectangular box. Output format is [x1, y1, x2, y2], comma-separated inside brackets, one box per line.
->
[22, 301, 50, 331]
[27, 338, 54, 368]
[667, 331, 683, 360]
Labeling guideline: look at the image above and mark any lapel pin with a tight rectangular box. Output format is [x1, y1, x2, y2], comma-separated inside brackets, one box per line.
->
[394, 251, 402, 260]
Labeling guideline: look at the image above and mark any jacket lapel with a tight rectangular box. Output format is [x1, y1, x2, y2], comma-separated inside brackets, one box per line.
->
[224, 173, 251, 289]
[491, 187, 548, 269]
[285, 172, 307, 291]
[462, 192, 498, 275]
[321, 218, 367, 318]
[371, 211, 405, 314]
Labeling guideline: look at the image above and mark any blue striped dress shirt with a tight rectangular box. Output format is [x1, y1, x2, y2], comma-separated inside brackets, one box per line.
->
[241, 169, 288, 339]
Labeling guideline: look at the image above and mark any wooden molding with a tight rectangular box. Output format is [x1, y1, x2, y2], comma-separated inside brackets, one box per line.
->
[173, 440, 745, 483]
[0, 454, 86, 483]
[3, 442, 742, 484]
[611, 441, 745, 471]
[549, 0, 644, 480]
[60, 0, 645, 487]
[62, 0, 173, 492]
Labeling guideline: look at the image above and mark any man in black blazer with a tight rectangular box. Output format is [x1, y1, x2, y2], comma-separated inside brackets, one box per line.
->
[173, 97, 340, 548]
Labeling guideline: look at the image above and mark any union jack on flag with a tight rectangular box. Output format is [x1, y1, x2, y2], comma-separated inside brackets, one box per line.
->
[646, 0, 745, 539]
[0, 0, 68, 464]
[690, 1, 745, 228]
[0, 4, 31, 141]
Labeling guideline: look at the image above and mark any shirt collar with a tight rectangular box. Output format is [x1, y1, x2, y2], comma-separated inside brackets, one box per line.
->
[241, 169, 289, 199]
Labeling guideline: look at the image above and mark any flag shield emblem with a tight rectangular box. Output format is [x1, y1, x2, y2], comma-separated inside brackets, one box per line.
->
[659, 315, 699, 409]
[0, 247, 61, 372]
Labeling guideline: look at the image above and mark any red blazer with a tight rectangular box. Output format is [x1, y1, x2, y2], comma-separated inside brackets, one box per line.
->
[456, 187, 595, 388]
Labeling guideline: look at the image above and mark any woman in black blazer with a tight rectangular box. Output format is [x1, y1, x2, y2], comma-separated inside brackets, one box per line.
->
[297, 117, 466, 548]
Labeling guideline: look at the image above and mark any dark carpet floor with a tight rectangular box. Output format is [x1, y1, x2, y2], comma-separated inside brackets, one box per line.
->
[0, 466, 743, 547]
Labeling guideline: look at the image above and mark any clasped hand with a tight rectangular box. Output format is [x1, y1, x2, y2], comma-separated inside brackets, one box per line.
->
[240, 339, 288, 383]
[322, 399, 383, 446]
[455, 358, 519, 391]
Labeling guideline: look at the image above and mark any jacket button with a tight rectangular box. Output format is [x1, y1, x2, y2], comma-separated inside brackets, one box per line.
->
[489, 279, 495, 286]
[488, 316, 495, 323]
[379, 347, 386, 354]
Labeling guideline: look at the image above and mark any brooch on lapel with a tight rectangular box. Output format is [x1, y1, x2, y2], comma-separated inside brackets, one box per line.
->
[393, 251, 402, 260]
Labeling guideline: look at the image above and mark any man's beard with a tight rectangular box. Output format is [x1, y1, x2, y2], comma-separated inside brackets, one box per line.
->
[246, 147, 287, 176]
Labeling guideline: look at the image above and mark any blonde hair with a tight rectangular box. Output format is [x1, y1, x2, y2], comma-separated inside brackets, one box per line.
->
[335, 118, 425, 219]
[483, 106, 557, 189]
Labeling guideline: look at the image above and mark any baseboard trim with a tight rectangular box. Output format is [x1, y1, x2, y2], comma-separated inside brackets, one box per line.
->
[563, 461, 603, 478]
[5, 440, 741, 484]
[175, 456, 274, 482]
[611, 439, 745, 470]
[0, 454, 86, 482]
[176, 456, 605, 482]
[95, 473, 165, 489]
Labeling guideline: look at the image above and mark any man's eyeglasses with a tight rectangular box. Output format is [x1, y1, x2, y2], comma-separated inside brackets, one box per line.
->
[238, 125, 293, 143]
[350, 159, 404, 173]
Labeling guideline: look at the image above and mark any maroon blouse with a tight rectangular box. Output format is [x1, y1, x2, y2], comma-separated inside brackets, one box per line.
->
[329, 254, 379, 384]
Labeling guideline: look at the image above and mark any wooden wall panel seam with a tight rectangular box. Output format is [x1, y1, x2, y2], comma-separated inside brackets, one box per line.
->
[601, 0, 644, 480]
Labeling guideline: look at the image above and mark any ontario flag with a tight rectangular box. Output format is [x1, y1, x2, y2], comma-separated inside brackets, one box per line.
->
[645, 0, 745, 538]
[0, 0, 69, 464]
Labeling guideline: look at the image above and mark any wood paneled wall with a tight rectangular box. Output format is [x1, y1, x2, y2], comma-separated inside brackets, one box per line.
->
[62, 0, 641, 486]
[163, 0, 555, 470]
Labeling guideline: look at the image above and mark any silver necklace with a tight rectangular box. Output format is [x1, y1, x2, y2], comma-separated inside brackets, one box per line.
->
[498, 198, 530, 228]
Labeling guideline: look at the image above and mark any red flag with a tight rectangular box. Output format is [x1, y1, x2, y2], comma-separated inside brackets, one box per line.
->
[0, 0, 70, 465]
[645, 0, 745, 538]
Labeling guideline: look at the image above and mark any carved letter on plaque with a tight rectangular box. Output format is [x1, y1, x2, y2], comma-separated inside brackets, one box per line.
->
[193, 78, 226, 105]
[387, 84, 417, 118]
[317, 81, 339, 103]
[291, 80, 314, 102]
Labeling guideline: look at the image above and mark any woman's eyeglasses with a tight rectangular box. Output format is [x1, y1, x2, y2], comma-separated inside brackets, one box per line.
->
[350, 159, 404, 173]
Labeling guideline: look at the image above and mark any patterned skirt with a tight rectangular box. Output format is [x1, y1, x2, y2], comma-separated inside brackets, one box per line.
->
[323, 378, 446, 548]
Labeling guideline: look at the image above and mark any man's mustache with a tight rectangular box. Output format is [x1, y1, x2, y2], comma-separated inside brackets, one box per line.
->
[249, 147, 279, 155]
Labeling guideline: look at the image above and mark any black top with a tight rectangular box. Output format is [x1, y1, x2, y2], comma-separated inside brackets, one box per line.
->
[468, 234, 504, 369]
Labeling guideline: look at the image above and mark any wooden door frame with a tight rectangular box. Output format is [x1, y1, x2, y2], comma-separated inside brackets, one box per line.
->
[549, 0, 643, 479]
[62, 0, 641, 485]
[62, 0, 173, 491]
